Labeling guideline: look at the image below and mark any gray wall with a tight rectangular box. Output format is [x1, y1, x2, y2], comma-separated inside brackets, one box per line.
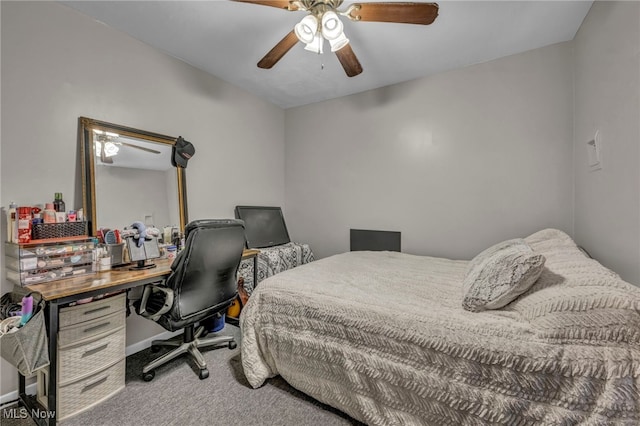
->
[573, 1, 640, 285]
[0, 1, 284, 395]
[285, 42, 574, 261]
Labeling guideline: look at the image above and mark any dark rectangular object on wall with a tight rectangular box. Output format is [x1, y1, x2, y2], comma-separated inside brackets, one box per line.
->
[235, 206, 291, 248]
[350, 229, 401, 252]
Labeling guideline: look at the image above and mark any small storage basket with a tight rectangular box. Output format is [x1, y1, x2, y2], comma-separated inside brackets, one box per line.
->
[0, 293, 49, 376]
[32, 222, 88, 240]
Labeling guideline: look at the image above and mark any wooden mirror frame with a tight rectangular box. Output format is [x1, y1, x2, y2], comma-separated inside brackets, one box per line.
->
[79, 117, 188, 236]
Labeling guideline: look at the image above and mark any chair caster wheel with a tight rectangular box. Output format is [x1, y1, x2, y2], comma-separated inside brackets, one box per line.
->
[150, 345, 161, 353]
[228, 341, 237, 350]
[143, 371, 155, 382]
[199, 369, 209, 380]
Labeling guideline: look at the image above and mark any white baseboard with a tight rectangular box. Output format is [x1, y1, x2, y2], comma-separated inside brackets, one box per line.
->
[1, 329, 182, 406]
[125, 329, 182, 357]
[0, 383, 37, 406]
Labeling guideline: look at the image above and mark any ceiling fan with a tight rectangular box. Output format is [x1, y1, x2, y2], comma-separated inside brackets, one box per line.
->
[235, 0, 439, 77]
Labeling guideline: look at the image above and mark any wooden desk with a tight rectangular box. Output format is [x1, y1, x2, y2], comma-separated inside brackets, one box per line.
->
[28, 249, 260, 302]
[19, 249, 258, 425]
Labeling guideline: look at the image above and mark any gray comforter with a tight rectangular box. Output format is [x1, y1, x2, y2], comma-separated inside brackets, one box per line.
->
[241, 229, 640, 425]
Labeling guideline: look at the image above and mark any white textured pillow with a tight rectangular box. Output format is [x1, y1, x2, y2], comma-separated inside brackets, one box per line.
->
[462, 239, 546, 312]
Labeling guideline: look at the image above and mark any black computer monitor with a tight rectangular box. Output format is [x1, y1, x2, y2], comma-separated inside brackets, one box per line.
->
[126, 236, 160, 270]
[234, 206, 290, 248]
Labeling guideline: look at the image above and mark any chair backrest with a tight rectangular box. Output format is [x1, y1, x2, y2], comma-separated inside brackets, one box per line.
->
[165, 219, 246, 321]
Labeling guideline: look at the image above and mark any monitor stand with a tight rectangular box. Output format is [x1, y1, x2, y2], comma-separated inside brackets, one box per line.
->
[129, 260, 157, 271]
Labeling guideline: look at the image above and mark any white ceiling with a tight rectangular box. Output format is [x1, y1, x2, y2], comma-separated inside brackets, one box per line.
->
[61, 1, 593, 109]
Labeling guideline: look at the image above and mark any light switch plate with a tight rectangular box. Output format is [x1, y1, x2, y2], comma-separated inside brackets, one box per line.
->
[587, 130, 602, 171]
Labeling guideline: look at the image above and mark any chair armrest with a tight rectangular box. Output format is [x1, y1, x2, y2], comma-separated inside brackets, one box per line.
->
[136, 284, 174, 322]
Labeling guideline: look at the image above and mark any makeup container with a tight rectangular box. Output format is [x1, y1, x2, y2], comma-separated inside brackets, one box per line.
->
[42, 203, 56, 224]
[166, 245, 177, 260]
[55, 212, 66, 223]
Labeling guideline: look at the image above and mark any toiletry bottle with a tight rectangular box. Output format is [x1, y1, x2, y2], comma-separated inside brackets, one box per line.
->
[7, 201, 16, 243]
[53, 192, 66, 213]
[19, 294, 34, 326]
[43, 203, 56, 223]
[16, 206, 32, 243]
[31, 206, 42, 220]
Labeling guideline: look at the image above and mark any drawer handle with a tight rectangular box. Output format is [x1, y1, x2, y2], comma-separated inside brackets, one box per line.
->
[82, 342, 109, 357]
[84, 322, 111, 334]
[83, 305, 111, 315]
[82, 375, 108, 393]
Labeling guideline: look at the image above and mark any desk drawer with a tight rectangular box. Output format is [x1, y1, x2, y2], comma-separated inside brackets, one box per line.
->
[60, 293, 125, 328]
[58, 310, 125, 347]
[58, 359, 125, 421]
[59, 327, 125, 385]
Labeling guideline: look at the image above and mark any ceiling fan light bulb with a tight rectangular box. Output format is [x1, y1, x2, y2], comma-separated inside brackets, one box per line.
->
[104, 141, 120, 157]
[321, 11, 343, 40]
[295, 15, 318, 44]
[304, 34, 324, 54]
[329, 32, 349, 52]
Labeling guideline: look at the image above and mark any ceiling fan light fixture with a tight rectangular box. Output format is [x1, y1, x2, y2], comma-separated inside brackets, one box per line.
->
[103, 141, 120, 157]
[321, 11, 343, 40]
[294, 15, 318, 44]
[304, 33, 324, 54]
[329, 32, 349, 52]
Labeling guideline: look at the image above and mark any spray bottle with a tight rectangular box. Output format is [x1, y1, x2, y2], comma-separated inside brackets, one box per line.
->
[6, 201, 17, 243]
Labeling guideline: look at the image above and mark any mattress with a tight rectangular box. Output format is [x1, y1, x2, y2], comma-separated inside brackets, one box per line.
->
[240, 229, 640, 425]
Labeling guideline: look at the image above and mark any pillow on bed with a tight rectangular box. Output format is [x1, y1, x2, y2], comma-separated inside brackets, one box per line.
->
[462, 239, 546, 312]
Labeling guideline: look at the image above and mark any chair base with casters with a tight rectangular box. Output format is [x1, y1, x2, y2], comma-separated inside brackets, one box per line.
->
[142, 320, 236, 381]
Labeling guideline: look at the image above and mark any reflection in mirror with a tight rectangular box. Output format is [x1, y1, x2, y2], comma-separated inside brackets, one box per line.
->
[80, 117, 188, 236]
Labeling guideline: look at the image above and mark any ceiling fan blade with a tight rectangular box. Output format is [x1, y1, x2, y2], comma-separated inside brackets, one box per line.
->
[347, 2, 439, 25]
[233, 0, 299, 11]
[257, 30, 299, 69]
[119, 142, 161, 154]
[334, 44, 363, 77]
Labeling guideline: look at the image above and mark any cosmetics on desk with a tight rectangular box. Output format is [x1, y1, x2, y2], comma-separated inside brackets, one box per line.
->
[5, 196, 87, 243]
[42, 204, 56, 224]
[53, 192, 65, 213]
[16, 207, 32, 244]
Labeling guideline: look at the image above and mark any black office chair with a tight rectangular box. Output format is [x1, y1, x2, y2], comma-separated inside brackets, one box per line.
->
[135, 219, 246, 381]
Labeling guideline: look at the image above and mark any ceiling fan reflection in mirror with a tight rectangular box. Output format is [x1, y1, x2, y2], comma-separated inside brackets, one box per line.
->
[94, 129, 161, 164]
[235, 0, 439, 77]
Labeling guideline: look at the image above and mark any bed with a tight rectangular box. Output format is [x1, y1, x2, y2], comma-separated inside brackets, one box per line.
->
[240, 229, 640, 425]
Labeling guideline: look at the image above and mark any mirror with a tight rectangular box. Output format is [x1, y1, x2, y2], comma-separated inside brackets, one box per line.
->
[79, 117, 188, 236]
